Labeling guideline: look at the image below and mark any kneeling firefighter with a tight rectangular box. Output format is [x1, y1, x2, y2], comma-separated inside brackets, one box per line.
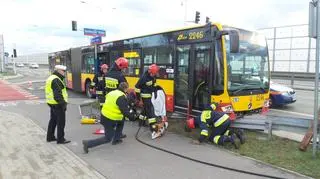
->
[187, 103, 245, 149]
[82, 82, 136, 153]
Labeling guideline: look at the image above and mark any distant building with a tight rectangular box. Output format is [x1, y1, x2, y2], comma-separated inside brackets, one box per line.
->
[10, 53, 48, 65]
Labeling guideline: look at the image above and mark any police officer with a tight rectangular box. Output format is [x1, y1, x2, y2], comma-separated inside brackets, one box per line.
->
[105, 57, 128, 93]
[191, 103, 245, 148]
[82, 82, 135, 153]
[90, 64, 108, 107]
[135, 64, 160, 139]
[45, 65, 70, 144]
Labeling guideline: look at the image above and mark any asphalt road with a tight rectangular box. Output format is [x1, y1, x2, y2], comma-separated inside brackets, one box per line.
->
[7, 66, 49, 84]
[9, 66, 315, 117]
[270, 89, 316, 117]
[0, 94, 304, 179]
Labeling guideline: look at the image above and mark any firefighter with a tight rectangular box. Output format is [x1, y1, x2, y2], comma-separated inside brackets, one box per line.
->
[90, 64, 109, 107]
[190, 103, 245, 148]
[135, 64, 160, 139]
[105, 57, 129, 139]
[45, 65, 70, 144]
[105, 57, 128, 93]
[82, 82, 136, 153]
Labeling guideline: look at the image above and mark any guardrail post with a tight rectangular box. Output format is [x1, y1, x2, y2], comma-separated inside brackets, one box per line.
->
[290, 73, 294, 88]
[265, 120, 272, 140]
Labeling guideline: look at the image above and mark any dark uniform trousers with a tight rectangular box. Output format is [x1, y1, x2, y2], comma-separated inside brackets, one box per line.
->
[142, 97, 157, 131]
[47, 105, 66, 142]
[87, 115, 124, 148]
[209, 119, 232, 145]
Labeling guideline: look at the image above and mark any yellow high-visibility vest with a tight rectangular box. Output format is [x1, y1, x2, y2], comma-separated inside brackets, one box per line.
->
[45, 75, 68, 104]
[101, 90, 125, 121]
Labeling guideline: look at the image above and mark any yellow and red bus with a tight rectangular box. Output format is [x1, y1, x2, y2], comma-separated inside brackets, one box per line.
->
[49, 23, 270, 119]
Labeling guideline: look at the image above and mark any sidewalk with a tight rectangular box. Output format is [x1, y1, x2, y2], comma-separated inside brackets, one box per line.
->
[0, 110, 106, 179]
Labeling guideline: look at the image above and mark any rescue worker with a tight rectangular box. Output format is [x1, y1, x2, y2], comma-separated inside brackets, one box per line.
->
[105, 57, 129, 139]
[45, 65, 70, 144]
[90, 64, 108, 107]
[105, 57, 128, 93]
[191, 103, 245, 149]
[82, 82, 136, 153]
[135, 64, 160, 139]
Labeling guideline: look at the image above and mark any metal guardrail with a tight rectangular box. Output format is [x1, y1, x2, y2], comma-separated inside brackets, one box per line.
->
[231, 115, 314, 140]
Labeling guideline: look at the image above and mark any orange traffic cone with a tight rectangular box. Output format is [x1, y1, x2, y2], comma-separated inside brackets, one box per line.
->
[93, 128, 105, 135]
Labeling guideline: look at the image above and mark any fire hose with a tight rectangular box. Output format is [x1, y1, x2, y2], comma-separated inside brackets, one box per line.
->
[134, 124, 286, 179]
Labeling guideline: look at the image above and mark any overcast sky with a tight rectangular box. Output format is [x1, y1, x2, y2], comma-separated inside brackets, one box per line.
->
[0, 0, 308, 56]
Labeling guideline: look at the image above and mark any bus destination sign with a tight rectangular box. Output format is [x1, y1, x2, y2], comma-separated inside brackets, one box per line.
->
[174, 27, 211, 44]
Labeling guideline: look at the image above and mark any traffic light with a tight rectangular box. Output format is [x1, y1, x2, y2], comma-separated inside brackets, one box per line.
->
[206, 17, 210, 23]
[195, 11, 200, 24]
[13, 49, 17, 58]
[72, 21, 77, 31]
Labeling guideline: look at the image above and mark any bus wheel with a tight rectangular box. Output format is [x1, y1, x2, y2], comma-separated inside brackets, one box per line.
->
[85, 81, 93, 98]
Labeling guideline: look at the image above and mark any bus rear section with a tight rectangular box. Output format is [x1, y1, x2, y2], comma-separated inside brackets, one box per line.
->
[48, 50, 73, 89]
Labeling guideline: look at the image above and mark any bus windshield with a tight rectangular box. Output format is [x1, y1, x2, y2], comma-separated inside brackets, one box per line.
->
[225, 28, 269, 95]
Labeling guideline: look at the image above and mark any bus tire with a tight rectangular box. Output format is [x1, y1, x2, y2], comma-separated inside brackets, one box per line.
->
[85, 80, 94, 98]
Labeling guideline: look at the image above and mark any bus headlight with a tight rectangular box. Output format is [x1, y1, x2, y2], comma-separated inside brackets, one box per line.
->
[264, 100, 269, 107]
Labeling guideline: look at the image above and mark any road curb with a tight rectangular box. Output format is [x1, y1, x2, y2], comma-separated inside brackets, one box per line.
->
[0, 73, 23, 80]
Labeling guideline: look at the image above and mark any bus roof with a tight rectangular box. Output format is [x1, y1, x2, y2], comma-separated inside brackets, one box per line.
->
[99, 22, 224, 45]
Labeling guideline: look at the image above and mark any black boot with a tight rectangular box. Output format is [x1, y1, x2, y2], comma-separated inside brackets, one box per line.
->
[228, 134, 240, 149]
[235, 129, 246, 144]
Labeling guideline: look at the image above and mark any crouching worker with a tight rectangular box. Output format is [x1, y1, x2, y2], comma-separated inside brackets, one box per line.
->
[82, 82, 135, 153]
[191, 103, 245, 149]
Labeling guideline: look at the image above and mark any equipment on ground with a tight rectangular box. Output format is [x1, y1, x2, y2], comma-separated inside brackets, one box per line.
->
[79, 100, 100, 125]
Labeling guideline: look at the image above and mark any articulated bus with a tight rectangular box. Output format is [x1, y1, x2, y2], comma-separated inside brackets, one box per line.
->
[49, 23, 270, 119]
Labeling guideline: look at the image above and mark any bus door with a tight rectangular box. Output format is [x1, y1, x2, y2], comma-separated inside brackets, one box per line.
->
[175, 43, 212, 113]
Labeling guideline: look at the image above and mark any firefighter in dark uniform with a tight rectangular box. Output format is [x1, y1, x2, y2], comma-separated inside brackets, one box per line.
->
[105, 57, 129, 139]
[105, 57, 128, 93]
[82, 82, 136, 153]
[45, 65, 70, 144]
[135, 64, 160, 139]
[191, 103, 245, 148]
[90, 64, 108, 107]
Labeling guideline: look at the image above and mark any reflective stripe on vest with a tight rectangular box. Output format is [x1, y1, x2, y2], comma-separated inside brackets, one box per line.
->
[101, 90, 125, 121]
[105, 77, 119, 89]
[45, 75, 68, 104]
[214, 114, 229, 127]
[141, 93, 152, 98]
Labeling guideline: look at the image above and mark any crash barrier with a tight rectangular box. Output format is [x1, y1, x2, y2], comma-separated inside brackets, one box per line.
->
[271, 71, 319, 90]
[231, 115, 319, 143]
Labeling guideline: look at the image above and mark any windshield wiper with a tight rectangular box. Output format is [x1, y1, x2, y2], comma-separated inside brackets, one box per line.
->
[232, 85, 266, 95]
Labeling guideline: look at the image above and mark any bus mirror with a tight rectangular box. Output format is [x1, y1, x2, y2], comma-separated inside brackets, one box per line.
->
[228, 30, 239, 53]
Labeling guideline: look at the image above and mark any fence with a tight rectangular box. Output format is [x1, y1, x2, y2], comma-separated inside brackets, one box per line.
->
[258, 24, 316, 73]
